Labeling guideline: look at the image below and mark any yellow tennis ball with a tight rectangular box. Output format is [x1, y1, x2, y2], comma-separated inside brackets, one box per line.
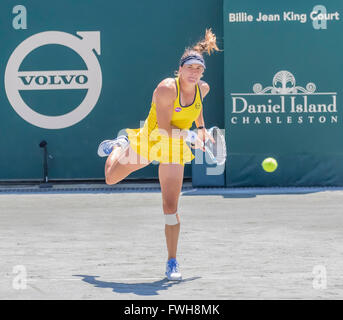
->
[262, 157, 278, 172]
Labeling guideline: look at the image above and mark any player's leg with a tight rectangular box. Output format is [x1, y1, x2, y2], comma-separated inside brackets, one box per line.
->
[158, 163, 184, 280]
[105, 145, 151, 185]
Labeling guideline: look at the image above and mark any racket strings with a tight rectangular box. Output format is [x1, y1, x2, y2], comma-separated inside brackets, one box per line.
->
[205, 127, 227, 165]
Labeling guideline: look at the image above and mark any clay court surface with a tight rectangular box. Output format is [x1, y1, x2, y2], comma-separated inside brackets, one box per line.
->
[1, 183, 343, 300]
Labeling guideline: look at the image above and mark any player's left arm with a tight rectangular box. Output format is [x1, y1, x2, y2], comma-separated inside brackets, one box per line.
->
[195, 81, 210, 129]
[195, 81, 214, 143]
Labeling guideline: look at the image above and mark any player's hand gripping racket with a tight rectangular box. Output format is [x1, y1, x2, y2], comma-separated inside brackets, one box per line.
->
[202, 126, 227, 165]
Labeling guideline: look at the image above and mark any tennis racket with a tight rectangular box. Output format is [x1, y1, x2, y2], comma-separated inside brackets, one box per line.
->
[202, 126, 227, 165]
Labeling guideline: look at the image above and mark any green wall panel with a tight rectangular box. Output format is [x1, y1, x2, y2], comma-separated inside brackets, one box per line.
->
[0, 0, 224, 181]
[224, 0, 343, 186]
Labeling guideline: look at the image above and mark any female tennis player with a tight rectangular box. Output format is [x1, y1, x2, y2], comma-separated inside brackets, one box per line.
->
[98, 29, 219, 281]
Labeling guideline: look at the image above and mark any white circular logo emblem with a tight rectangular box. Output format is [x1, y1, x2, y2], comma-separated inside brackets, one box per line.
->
[4, 31, 102, 129]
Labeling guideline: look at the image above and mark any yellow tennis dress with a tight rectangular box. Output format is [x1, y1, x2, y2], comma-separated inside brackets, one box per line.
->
[125, 77, 203, 165]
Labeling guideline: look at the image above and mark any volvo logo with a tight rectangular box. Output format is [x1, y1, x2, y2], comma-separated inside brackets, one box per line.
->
[5, 31, 102, 129]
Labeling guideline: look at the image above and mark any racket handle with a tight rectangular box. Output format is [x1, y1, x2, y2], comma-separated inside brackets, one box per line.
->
[184, 130, 198, 144]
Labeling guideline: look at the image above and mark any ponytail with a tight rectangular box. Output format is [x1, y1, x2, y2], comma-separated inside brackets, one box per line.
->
[192, 28, 220, 56]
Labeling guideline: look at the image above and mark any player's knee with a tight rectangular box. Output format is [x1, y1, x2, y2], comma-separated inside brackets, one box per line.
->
[162, 201, 178, 214]
[105, 175, 115, 185]
[105, 168, 119, 185]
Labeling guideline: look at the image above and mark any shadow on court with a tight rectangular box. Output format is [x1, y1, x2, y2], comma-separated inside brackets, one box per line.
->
[73, 275, 201, 296]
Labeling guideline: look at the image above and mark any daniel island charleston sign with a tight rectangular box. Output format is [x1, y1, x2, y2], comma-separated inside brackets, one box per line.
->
[229, 71, 337, 125]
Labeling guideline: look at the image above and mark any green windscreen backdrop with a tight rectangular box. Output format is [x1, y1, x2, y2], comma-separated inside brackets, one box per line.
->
[0, 0, 224, 181]
[224, 0, 343, 186]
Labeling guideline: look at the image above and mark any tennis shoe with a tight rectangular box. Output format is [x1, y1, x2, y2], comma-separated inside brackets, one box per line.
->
[165, 258, 182, 281]
[97, 135, 129, 157]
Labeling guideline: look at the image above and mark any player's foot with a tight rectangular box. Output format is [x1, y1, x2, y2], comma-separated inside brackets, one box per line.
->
[97, 135, 129, 157]
[165, 258, 182, 281]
